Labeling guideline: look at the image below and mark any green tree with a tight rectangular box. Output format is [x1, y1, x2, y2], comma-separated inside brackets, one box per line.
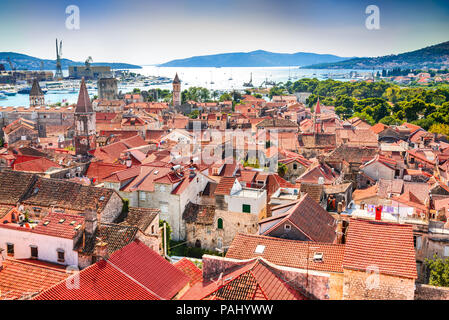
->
[219, 92, 232, 102]
[425, 255, 449, 287]
[429, 123, 449, 136]
[277, 162, 287, 177]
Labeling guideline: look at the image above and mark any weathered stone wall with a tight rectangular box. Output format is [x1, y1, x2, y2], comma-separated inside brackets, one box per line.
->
[4, 126, 38, 145]
[100, 192, 124, 223]
[0, 110, 74, 138]
[185, 209, 258, 251]
[343, 269, 415, 300]
[98, 78, 118, 101]
[415, 284, 449, 300]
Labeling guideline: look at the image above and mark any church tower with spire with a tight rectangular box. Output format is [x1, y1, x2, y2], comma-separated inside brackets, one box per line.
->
[74, 78, 96, 156]
[29, 78, 45, 107]
[172, 73, 181, 107]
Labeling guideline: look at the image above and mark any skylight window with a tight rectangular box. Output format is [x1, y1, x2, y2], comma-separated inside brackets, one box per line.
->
[58, 219, 65, 224]
[70, 221, 76, 225]
[43, 221, 50, 226]
[313, 252, 324, 262]
[255, 245, 265, 254]
[74, 225, 82, 230]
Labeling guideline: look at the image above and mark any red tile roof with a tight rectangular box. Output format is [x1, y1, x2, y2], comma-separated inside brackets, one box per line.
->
[86, 162, 127, 182]
[13, 157, 62, 173]
[214, 176, 237, 195]
[260, 194, 337, 243]
[181, 259, 307, 300]
[34, 240, 189, 300]
[343, 219, 417, 279]
[174, 258, 203, 286]
[0, 258, 69, 300]
[227, 233, 345, 273]
[297, 163, 339, 185]
[392, 191, 427, 211]
[370, 123, 388, 134]
[33, 212, 85, 239]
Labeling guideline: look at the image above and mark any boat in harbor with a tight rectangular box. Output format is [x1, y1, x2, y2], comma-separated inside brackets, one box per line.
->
[18, 87, 31, 94]
[0, 90, 17, 96]
[0, 93, 7, 100]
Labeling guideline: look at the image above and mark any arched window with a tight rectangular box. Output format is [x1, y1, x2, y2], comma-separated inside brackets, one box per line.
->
[217, 218, 223, 229]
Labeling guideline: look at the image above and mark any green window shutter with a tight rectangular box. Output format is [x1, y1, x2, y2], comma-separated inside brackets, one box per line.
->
[217, 218, 223, 229]
[242, 204, 251, 213]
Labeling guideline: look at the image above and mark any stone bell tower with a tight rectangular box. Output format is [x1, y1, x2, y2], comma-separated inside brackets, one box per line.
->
[172, 73, 181, 107]
[29, 78, 45, 107]
[74, 78, 96, 156]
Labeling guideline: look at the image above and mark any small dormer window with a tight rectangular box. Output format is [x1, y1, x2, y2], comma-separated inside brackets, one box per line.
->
[284, 224, 291, 231]
[255, 245, 265, 254]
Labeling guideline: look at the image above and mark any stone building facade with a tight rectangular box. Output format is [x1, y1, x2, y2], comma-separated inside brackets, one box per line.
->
[97, 78, 118, 100]
[184, 207, 259, 251]
[0, 107, 74, 139]
[342, 269, 415, 300]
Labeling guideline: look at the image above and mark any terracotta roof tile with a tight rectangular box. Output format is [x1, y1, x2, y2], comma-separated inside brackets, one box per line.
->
[33, 212, 85, 239]
[35, 240, 189, 300]
[174, 258, 203, 286]
[181, 259, 307, 300]
[227, 233, 345, 273]
[0, 259, 68, 300]
[261, 194, 336, 243]
[214, 177, 237, 195]
[343, 219, 417, 279]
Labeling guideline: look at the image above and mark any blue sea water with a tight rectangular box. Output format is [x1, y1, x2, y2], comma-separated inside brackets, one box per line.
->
[0, 66, 375, 107]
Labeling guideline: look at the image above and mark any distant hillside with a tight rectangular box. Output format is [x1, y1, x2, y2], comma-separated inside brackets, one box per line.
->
[302, 41, 449, 70]
[0, 52, 141, 70]
[158, 50, 352, 67]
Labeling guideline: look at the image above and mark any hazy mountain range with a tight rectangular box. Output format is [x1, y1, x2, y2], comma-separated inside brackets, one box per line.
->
[0, 52, 141, 71]
[158, 50, 353, 67]
[301, 41, 449, 69]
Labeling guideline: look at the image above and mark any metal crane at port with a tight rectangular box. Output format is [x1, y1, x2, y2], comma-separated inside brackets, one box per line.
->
[85, 56, 93, 71]
[6, 57, 17, 84]
[6, 57, 16, 72]
[54, 39, 63, 80]
[243, 72, 253, 87]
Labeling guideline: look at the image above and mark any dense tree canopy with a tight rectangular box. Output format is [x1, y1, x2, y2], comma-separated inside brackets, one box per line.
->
[268, 78, 449, 134]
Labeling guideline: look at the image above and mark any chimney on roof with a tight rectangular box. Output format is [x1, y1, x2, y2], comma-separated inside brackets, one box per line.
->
[337, 201, 343, 214]
[84, 209, 98, 237]
[95, 241, 109, 261]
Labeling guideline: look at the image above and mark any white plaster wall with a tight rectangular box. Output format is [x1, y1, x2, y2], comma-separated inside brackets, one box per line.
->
[0, 227, 78, 266]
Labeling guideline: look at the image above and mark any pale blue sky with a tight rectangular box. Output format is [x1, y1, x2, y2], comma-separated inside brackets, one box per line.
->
[0, 0, 448, 65]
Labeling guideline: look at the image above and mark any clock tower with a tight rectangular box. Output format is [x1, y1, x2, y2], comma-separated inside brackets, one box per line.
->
[74, 78, 96, 156]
